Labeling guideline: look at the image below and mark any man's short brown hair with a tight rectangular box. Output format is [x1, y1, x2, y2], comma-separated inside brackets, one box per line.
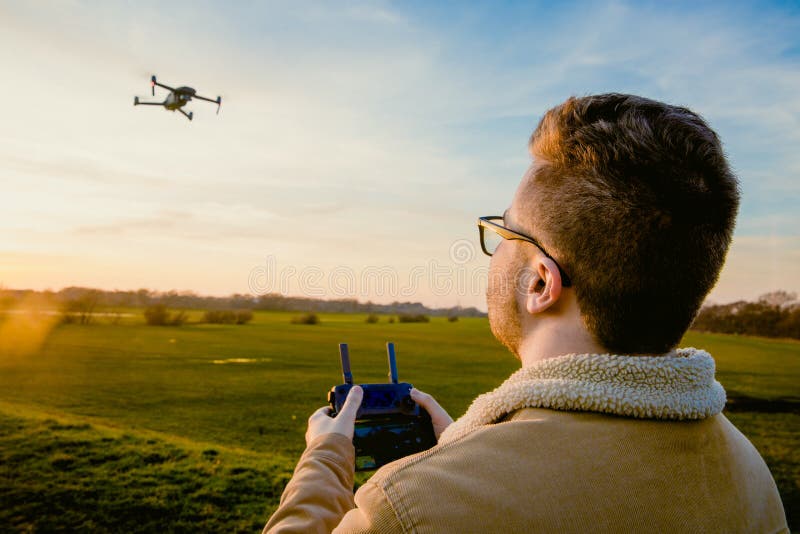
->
[528, 94, 739, 354]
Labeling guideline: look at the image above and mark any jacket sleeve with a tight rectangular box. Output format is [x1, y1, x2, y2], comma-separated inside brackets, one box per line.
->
[263, 432, 406, 534]
[333, 481, 405, 533]
[263, 432, 357, 534]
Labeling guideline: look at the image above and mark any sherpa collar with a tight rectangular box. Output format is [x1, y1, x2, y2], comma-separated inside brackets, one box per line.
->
[438, 348, 726, 445]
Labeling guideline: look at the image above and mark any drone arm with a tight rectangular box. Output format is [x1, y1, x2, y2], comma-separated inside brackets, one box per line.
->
[193, 94, 220, 104]
[194, 94, 222, 114]
[153, 81, 175, 92]
[134, 101, 165, 106]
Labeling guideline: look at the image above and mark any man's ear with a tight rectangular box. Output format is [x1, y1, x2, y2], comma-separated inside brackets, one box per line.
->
[521, 256, 563, 315]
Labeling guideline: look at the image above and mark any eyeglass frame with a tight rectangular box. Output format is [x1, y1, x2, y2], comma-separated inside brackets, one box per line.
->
[477, 215, 573, 287]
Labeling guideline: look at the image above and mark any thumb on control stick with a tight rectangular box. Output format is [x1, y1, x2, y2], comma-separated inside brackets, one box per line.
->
[305, 386, 363, 445]
[340, 385, 363, 420]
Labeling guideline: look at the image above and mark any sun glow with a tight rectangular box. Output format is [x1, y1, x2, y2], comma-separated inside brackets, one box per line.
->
[0, 294, 61, 358]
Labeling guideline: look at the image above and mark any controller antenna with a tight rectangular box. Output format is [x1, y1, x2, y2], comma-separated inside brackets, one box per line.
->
[339, 343, 353, 385]
[387, 342, 399, 384]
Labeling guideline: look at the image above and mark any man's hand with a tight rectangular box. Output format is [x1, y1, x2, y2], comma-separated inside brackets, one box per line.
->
[410, 388, 454, 441]
[305, 385, 363, 446]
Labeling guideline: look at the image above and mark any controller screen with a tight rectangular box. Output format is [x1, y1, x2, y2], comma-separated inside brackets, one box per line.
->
[353, 418, 426, 470]
[363, 388, 396, 408]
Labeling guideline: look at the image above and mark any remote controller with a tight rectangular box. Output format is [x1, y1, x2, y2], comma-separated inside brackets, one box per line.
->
[328, 342, 437, 471]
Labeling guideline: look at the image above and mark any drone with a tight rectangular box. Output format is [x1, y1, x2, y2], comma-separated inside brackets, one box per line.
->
[133, 75, 221, 121]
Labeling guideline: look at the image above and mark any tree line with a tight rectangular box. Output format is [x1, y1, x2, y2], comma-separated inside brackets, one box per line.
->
[0, 287, 485, 318]
[691, 291, 800, 340]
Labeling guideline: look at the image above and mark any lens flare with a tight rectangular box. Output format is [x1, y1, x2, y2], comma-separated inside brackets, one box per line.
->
[0, 294, 60, 358]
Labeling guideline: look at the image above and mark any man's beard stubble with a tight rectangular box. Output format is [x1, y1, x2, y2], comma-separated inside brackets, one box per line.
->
[486, 251, 527, 360]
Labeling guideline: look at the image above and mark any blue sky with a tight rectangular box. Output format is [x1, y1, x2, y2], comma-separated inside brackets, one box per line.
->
[1, 0, 798, 310]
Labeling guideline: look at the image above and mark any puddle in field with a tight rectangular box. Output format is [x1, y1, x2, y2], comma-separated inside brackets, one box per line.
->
[211, 358, 272, 364]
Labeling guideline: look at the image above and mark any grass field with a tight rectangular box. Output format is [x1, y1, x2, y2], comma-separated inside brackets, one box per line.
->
[0, 311, 797, 532]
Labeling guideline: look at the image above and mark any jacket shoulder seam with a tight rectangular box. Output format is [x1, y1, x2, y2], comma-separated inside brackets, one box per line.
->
[380, 477, 414, 533]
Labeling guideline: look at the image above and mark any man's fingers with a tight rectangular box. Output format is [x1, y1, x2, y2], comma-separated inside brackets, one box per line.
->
[410, 388, 451, 419]
[411, 388, 454, 426]
[339, 385, 363, 420]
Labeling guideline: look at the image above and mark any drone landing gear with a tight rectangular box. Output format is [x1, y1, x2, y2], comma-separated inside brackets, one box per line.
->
[178, 109, 193, 121]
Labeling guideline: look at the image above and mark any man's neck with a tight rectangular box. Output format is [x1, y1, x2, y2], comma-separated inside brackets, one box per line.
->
[516, 320, 607, 368]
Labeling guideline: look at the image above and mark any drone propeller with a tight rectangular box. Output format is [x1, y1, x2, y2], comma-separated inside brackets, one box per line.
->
[151, 75, 156, 96]
[216, 96, 222, 115]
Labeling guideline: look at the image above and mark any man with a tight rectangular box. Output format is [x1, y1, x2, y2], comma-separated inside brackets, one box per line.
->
[264, 94, 788, 533]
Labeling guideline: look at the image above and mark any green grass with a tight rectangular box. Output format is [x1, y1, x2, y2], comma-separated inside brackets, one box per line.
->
[683, 331, 800, 400]
[0, 313, 516, 458]
[0, 405, 289, 532]
[0, 311, 797, 531]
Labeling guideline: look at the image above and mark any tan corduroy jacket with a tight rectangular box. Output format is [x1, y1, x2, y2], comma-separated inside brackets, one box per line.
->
[265, 350, 788, 533]
[264, 408, 788, 533]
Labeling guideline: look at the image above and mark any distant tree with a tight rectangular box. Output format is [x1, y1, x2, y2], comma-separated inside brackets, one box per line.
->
[144, 305, 169, 325]
[144, 305, 187, 326]
[291, 313, 319, 325]
[203, 310, 254, 325]
[204, 310, 236, 324]
[61, 290, 100, 325]
[398, 314, 430, 323]
[365, 314, 380, 324]
[759, 291, 797, 307]
[235, 310, 253, 324]
[447, 315, 459, 322]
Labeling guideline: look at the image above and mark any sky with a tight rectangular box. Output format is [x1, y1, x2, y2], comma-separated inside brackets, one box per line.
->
[1, 0, 798, 311]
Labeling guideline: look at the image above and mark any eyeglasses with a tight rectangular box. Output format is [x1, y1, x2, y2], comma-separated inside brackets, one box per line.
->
[477, 216, 572, 287]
